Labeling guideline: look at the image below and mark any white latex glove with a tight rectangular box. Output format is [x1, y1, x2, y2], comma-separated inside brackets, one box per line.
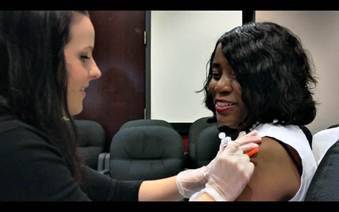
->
[205, 130, 260, 175]
[176, 166, 208, 198]
[190, 131, 261, 201]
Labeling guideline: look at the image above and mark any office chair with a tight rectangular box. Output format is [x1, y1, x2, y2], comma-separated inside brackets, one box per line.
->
[305, 139, 339, 201]
[109, 125, 185, 180]
[75, 119, 105, 170]
[120, 119, 173, 129]
[188, 117, 217, 168]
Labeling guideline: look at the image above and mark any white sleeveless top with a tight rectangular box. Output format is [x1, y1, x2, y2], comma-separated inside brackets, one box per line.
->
[253, 123, 317, 201]
[312, 126, 339, 165]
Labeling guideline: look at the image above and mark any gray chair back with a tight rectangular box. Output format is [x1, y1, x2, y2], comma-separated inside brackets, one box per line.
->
[305, 139, 339, 201]
[109, 125, 184, 180]
[75, 120, 105, 170]
[120, 119, 173, 129]
[188, 117, 217, 168]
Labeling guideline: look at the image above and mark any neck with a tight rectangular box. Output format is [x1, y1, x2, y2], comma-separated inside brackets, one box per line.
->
[217, 125, 241, 140]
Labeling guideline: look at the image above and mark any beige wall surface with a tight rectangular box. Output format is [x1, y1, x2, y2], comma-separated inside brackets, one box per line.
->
[256, 11, 339, 134]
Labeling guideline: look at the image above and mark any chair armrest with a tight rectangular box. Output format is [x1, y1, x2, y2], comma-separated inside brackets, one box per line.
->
[97, 152, 110, 171]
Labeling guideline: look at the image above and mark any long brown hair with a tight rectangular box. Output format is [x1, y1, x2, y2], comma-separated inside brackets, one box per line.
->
[0, 11, 89, 182]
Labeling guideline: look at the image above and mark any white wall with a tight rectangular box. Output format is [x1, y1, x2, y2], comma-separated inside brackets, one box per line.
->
[256, 11, 339, 134]
[150, 11, 242, 123]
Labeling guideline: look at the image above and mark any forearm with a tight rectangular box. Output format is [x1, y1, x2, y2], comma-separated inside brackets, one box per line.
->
[138, 176, 183, 201]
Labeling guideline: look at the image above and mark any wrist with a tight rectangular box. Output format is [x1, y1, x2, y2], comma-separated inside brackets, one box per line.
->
[189, 186, 227, 201]
[175, 166, 208, 198]
[198, 166, 209, 183]
[203, 186, 227, 201]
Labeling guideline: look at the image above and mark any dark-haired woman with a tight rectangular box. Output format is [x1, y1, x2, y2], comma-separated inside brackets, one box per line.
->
[199, 22, 317, 201]
[0, 11, 261, 201]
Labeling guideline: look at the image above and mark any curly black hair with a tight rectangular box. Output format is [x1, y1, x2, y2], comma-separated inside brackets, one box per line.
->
[203, 22, 317, 130]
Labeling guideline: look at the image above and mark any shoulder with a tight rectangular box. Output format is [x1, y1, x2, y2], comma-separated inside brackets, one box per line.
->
[251, 136, 301, 169]
[250, 136, 301, 173]
[0, 119, 86, 201]
[236, 136, 301, 200]
[255, 123, 312, 157]
[251, 136, 299, 178]
[256, 124, 305, 141]
[254, 123, 314, 173]
[0, 119, 64, 167]
[1, 119, 58, 144]
[251, 137, 293, 164]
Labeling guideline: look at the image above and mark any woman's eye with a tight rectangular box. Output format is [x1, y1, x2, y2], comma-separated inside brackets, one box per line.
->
[212, 71, 221, 80]
[80, 55, 90, 61]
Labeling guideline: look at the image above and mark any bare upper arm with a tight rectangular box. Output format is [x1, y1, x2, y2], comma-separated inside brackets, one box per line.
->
[235, 137, 301, 201]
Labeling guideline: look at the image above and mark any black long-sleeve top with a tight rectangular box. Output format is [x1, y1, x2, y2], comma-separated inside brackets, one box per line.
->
[0, 115, 142, 201]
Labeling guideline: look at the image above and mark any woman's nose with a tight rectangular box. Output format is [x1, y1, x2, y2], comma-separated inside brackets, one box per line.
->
[214, 75, 233, 93]
[90, 60, 102, 80]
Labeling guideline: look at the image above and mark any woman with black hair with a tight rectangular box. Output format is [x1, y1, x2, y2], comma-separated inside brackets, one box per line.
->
[0, 11, 261, 201]
[198, 22, 317, 201]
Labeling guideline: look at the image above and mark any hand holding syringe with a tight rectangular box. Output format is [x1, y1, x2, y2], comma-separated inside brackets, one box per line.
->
[218, 131, 260, 157]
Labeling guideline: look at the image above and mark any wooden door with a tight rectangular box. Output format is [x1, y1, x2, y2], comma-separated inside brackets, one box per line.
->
[76, 11, 146, 150]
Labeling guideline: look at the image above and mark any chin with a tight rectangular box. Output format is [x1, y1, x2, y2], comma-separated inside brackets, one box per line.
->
[216, 116, 238, 129]
[70, 107, 83, 116]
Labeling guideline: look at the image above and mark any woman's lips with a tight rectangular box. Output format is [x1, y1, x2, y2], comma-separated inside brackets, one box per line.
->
[215, 101, 236, 113]
[80, 87, 87, 97]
